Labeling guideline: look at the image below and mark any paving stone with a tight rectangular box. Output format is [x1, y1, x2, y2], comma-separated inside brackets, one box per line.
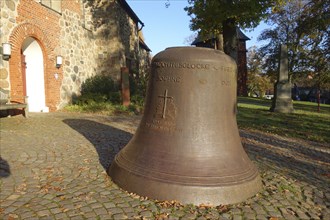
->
[243, 212, 256, 219]
[280, 199, 291, 206]
[39, 198, 52, 205]
[308, 213, 320, 220]
[97, 214, 114, 220]
[117, 202, 131, 208]
[109, 207, 124, 215]
[295, 211, 310, 220]
[181, 212, 198, 219]
[113, 213, 128, 219]
[45, 202, 59, 209]
[3, 205, 18, 214]
[20, 211, 35, 219]
[268, 211, 282, 218]
[71, 216, 85, 220]
[282, 213, 299, 220]
[54, 212, 67, 219]
[66, 209, 80, 217]
[264, 205, 277, 212]
[50, 208, 62, 215]
[168, 215, 180, 220]
[6, 194, 21, 200]
[322, 212, 330, 220]
[129, 200, 141, 207]
[207, 210, 221, 218]
[36, 209, 51, 217]
[122, 206, 135, 214]
[94, 207, 108, 215]
[82, 211, 96, 218]
[140, 210, 154, 218]
[90, 202, 103, 209]
[39, 216, 54, 220]
[79, 206, 93, 213]
[103, 201, 116, 209]
[233, 214, 243, 220]
[242, 206, 255, 214]
[231, 208, 242, 215]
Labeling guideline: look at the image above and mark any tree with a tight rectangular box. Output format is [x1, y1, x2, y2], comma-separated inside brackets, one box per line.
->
[184, 0, 282, 59]
[296, 0, 330, 91]
[297, 0, 330, 108]
[247, 47, 272, 97]
[257, 0, 329, 106]
[258, 0, 311, 80]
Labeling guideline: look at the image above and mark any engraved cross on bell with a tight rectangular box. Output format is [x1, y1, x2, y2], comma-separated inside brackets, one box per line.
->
[158, 89, 173, 119]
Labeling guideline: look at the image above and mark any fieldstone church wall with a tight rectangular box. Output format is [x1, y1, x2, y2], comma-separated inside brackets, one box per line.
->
[0, 0, 18, 91]
[0, 0, 147, 110]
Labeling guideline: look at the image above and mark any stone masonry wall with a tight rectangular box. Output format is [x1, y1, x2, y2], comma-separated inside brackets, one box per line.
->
[0, 0, 19, 90]
[1, 0, 144, 110]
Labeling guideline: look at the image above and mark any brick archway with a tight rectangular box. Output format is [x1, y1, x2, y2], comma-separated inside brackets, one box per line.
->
[9, 22, 62, 111]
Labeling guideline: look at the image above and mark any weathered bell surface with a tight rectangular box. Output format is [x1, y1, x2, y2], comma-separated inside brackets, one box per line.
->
[108, 47, 262, 205]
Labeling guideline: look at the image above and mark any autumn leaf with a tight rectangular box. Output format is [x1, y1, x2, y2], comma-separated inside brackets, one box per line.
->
[8, 214, 18, 220]
[216, 205, 228, 212]
[155, 213, 169, 219]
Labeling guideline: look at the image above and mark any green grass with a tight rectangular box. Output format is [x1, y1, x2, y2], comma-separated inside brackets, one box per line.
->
[237, 97, 330, 143]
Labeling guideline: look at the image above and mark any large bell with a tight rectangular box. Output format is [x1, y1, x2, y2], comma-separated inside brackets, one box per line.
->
[108, 47, 262, 205]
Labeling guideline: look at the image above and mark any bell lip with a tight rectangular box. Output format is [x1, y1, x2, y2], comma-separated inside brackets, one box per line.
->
[108, 160, 262, 206]
[111, 153, 260, 186]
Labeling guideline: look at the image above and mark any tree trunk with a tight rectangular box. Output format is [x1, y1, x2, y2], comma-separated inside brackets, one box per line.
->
[215, 34, 224, 52]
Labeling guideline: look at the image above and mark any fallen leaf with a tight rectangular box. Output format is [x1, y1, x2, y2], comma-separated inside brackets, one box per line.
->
[8, 214, 18, 219]
[216, 205, 228, 212]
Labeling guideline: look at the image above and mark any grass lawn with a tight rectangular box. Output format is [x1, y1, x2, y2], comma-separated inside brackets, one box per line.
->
[237, 97, 330, 143]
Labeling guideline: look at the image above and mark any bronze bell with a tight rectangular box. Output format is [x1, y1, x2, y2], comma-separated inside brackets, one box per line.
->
[108, 47, 262, 205]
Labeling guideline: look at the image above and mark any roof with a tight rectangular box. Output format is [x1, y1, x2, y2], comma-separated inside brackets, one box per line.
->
[191, 35, 216, 45]
[191, 28, 250, 45]
[237, 28, 250, 41]
[118, 0, 144, 27]
[139, 37, 151, 52]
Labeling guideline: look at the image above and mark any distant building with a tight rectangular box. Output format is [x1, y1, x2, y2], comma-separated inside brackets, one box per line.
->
[191, 28, 250, 96]
[0, 0, 151, 112]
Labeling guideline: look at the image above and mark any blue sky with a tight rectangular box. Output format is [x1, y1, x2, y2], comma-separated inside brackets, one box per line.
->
[127, 0, 268, 56]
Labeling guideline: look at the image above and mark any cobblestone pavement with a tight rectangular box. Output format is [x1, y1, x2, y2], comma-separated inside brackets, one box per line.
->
[0, 112, 329, 220]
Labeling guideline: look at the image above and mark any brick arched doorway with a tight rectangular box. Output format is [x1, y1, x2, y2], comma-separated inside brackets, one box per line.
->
[22, 37, 48, 112]
[8, 23, 62, 111]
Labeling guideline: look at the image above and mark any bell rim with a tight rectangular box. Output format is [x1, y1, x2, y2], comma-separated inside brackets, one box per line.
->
[108, 159, 262, 205]
[112, 153, 260, 187]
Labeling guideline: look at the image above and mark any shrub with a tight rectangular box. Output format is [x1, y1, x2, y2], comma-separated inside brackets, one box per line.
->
[75, 75, 121, 105]
[81, 74, 118, 95]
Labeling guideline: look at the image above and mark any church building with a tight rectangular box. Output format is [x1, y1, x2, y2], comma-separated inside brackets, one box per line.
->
[0, 0, 151, 112]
